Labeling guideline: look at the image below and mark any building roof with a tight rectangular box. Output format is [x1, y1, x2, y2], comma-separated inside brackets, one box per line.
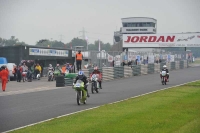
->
[121, 17, 157, 21]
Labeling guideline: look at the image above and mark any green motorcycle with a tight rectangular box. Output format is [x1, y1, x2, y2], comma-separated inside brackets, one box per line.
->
[73, 80, 87, 105]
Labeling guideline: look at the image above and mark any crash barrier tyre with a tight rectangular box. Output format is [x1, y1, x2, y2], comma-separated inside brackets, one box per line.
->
[175, 61, 180, 69]
[132, 65, 141, 76]
[170, 62, 176, 70]
[180, 61, 184, 69]
[114, 67, 124, 79]
[124, 66, 132, 77]
[102, 67, 114, 81]
[147, 64, 154, 74]
[56, 75, 65, 87]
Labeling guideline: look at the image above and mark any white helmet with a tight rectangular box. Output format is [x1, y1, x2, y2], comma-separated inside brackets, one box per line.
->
[163, 65, 167, 68]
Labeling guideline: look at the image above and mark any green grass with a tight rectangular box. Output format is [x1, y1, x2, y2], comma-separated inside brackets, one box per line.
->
[11, 81, 200, 133]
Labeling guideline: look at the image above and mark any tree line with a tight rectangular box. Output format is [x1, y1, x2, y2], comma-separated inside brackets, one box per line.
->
[0, 36, 113, 51]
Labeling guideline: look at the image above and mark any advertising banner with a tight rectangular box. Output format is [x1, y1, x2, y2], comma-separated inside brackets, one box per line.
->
[123, 33, 200, 47]
[148, 55, 155, 64]
[29, 48, 69, 57]
[107, 54, 113, 62]
[170, 55, 175, 62]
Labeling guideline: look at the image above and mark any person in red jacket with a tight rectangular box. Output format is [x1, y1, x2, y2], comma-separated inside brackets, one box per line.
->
[90, 66, 102, 89]
[0, 65, 9, 91]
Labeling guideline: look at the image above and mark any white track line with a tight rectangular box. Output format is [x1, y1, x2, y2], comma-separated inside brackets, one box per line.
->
[3, 79, 200, 133]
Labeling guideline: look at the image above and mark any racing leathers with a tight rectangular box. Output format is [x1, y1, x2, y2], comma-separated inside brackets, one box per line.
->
[91, 70, 102, 89]
[160, 68, 169, 81]
[74, 75, 90, 97]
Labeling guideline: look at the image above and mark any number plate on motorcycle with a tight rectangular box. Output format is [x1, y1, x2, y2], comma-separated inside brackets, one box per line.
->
[75, 83, 80, 87]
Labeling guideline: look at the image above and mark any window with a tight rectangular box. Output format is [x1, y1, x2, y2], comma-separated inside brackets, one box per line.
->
[142, 23, 146, 27]
[139, 23, 143, 27]
[123, 23, 127, 27]
[146, 22, 151, 27]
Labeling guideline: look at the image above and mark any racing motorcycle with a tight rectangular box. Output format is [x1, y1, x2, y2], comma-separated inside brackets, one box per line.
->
[160, 71, 168, 85]
[73, 80, 88, 105]
[48, 71, 54, 81]
[90, 74, 99, 93]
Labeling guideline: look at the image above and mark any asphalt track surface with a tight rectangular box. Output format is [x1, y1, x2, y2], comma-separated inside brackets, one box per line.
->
[0, 66, 200, 132]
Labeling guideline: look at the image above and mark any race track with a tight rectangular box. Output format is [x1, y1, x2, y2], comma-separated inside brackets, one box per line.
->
[0, 66, 200, 132]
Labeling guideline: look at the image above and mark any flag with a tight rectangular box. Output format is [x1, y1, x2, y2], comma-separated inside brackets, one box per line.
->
[99, 39, 101, 51]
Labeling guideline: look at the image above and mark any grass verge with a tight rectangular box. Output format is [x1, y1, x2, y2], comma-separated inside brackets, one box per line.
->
[11, 81, 200, 133]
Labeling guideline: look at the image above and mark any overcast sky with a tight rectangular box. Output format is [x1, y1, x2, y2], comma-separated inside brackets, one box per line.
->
[0, 0, 200, 45]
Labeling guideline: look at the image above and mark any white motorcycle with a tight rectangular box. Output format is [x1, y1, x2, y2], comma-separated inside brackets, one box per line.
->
[48, 71, 54, 81]
[90, 74, 100, 93]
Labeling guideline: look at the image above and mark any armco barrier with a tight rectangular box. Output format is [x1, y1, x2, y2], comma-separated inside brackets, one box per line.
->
[148, 64, 154, 74]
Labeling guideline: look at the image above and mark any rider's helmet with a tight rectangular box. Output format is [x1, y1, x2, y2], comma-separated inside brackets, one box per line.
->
[56, 64, 59, 67]
[49, 64, 52, 67]
[78, 70, 84, 80]
[163, 65, 167, 68]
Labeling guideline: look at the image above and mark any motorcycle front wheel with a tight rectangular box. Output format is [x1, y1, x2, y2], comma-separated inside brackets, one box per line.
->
[76, 91, 81, 105]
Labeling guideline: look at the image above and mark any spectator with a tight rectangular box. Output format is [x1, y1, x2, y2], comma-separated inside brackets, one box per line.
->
[0, 65, 9, 91]
[76, 50, 83, 71]
[16, 65, 22, 82]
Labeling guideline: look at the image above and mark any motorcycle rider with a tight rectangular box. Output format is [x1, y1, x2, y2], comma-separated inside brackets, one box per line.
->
[91, 66, 102, 89]
[73, 70, 90, 97]
[48, 64, 54, 78]
[55, 64, 62, 73]
[160, 65, 169, 82]
[35, 63, 42, 79]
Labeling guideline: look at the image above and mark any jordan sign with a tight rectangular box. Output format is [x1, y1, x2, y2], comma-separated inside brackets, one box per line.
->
[123, 33, 200, 47]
